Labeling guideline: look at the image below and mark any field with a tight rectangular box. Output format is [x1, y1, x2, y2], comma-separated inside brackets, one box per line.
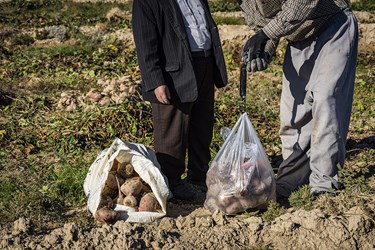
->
[0, 0, 374, 249]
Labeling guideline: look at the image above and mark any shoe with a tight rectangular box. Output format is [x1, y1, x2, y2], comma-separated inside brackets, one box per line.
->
[310, 190, 335, 200]
[186, 177, 208, 192]
[170, 180, 196, 201]
[276, 194, 291, 208]
[186, 171, 208, 190]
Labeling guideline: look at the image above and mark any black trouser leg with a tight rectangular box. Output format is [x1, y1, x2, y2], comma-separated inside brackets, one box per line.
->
[187, 55, 215, 182]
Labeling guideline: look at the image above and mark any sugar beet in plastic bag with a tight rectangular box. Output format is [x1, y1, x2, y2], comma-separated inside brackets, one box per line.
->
[204, 113, 276, 215]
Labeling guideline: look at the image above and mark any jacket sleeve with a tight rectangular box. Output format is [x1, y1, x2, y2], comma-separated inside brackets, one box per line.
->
[262, 0, 320, 40]
[132, 0, 165, 91]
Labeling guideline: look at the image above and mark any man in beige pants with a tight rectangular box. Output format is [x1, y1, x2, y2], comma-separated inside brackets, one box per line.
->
[237, 0, 358, 200]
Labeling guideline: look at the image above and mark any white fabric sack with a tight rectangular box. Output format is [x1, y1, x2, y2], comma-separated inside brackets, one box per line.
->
[83, 138, 170, 223]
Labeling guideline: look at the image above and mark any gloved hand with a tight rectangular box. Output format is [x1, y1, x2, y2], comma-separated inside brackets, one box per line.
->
[242, 30, 270, 72]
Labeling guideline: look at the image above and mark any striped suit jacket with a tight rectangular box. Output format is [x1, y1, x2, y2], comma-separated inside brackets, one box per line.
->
[132, 0, 228, 103]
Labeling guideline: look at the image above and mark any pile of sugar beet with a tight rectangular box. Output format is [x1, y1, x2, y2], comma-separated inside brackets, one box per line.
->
[95, 153, 162, 223]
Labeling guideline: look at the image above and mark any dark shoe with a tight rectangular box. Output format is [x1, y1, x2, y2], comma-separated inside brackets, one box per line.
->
[170, 181, 196, 201]
[276, 194, 291, 208]
[186, 177, 208, 192]
[186, 171, 208, 191]
[311, 190, 336, 200]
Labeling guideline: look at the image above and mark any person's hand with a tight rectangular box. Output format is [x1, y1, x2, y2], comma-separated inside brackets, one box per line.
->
[242, 30, 270, 72]
[154, 85, 170, 104]
[243, 56, 268, 73]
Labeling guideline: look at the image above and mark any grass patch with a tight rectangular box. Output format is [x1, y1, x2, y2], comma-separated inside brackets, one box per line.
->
[314, 190, 375, 219]
[351, 0, 375, 12]
[213, 16, 245, 25]
[3, 43, 96, 78]
[43, 154, 91, 207]
[350, 52, 374, 138]
[262, 200, 286, 221]
[0, 177, 20, 208]
[209, 0, 240, 12]
[0, 0, 132, 28]
[288, 185, 314, 210]
[1, 40, 138, 92]
[338, 164, 372, 193]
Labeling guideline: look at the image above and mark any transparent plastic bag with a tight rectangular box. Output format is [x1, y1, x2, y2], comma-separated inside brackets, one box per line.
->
[204, 113, 276, 214]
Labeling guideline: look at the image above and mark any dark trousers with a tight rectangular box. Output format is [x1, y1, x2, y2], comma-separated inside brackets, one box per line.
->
[152, 55, 215, 186]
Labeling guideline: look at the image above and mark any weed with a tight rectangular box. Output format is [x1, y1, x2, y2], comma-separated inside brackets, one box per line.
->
[10, 0, 64, 10]
[46, 156, 91, 206]
[242, 210, 260, 218]
[213, 16, 245, 26]
[338, 164, 371, 193]
[288, 185, 314, 210]
[351, 0, 375, 12]
[209, 0, 240, 12]
[0, 1, 132, 28]
[314, 189, 375, 219]
[0, 177, 19, 207]
[10, 34, 35, 46]
[262, 200, 286, 222]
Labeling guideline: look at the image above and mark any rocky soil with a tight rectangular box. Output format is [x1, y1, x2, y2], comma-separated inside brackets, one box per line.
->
[1, 193, 374, 249]
[0, 7, 374, 250]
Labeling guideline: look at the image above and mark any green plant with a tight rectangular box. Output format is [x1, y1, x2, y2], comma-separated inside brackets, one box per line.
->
[241, 209, 260, 218]
[338, 164, 371, 193]
[261, 200, 286, 221]
[288, 185, 314, 210]
[0, 1, 132, 28]
[10, 34, 35, 46]
[213, 16, 245, 25]
[350, 0, 375, 12]
[209, 0, 240, 12]
[46, 157, 90, 206]
[0, 177, 19, 207]
[10, 0, 64, 10]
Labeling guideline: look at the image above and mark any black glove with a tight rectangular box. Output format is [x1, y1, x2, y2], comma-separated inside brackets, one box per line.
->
[242, 30, 270, 72]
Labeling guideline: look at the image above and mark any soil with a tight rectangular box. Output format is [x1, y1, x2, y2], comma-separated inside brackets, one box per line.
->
[0, 8, 374, 250]
[1, 187, 374, 249]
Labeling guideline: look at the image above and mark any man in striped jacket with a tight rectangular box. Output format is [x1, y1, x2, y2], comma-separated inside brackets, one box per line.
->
[238, 0, 358, 200]
[132, 0, 228, 200]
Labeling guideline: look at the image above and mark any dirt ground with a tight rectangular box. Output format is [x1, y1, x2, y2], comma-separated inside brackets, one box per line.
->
[0, 9, 374, 250]
[1, 187, 374, 250]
